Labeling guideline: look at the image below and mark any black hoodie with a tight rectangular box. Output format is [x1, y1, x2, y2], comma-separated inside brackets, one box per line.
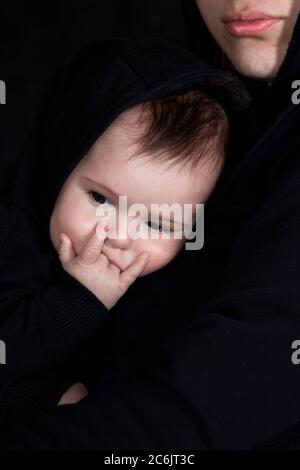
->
[0, 38, 249, 431]
[2, 10, 300, 445]
[3, 5, 300, 445]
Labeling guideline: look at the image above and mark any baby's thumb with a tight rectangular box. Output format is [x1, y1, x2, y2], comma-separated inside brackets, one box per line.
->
[58, 233, 75, 267]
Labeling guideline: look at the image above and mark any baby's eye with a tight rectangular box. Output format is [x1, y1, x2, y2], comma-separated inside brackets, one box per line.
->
[89, 191, 113, 206]
[146, 220, 169, 233]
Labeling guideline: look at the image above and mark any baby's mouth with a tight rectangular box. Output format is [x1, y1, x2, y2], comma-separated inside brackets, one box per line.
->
[102, 249, 123, 271]
[108, 258, 121, 270]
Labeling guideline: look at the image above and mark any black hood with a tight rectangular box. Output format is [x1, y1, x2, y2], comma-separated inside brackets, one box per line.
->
[181, 0, 222, 66]
[0, 37, 249, 255]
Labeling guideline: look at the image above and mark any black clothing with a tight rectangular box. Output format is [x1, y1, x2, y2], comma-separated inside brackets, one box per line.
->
[0, 37, 250, 447]
[3, 3, 300, 448]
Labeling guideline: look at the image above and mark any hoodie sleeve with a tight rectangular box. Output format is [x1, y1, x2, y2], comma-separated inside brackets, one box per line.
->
[0, 201, 111, 410]
[2, 178, 300, 449]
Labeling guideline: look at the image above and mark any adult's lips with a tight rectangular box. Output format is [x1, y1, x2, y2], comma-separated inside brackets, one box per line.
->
[222, 11, 284, 37]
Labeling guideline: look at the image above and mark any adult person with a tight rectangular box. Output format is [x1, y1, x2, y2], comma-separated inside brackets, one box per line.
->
[183, 0, 300, 141]
[2, 0, 300, 449]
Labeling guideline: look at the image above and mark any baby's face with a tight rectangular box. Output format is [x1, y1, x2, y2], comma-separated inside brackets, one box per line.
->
[49, 110, 222, 276]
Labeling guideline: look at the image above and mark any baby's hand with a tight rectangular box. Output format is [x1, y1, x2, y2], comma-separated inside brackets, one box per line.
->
[58, 221, 149, 310]
[58, 382, 88, 405]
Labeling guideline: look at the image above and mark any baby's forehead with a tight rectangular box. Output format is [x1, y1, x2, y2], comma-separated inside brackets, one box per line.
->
[75, 100, 222, 206]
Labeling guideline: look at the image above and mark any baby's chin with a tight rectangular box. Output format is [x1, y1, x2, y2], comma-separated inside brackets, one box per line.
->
[140, 263, 167, 278]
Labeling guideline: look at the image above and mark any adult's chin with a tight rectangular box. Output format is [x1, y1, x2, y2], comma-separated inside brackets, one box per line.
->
[225, 45, 285, 79]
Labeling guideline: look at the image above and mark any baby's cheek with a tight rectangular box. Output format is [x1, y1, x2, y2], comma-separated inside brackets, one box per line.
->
[49, 205, 70, 250]
[141, 238, 185, 276]
[55, 203, 90, 252]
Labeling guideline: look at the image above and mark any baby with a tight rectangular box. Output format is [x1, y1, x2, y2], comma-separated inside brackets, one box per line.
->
[0, 38, 247, 412]
[54, 89, 230, 404]
[50, 89, 228, 311]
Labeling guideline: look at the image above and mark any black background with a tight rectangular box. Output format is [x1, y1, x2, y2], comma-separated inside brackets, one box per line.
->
[0, 0, 188, 171]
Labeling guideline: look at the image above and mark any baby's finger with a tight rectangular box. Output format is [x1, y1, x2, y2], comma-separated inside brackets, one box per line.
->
[58, 233, 76, 267]
[119, 253, 149, 290]
[77, 221, 108, 266]
[58, 382, 89, 405]
[98, 252, 110, 268]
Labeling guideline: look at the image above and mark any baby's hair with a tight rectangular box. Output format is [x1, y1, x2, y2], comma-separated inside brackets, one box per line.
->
[121, 82, 231, 173]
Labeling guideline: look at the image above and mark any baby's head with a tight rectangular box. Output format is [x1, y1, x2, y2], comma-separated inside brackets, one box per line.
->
[49, 87, 229, 276]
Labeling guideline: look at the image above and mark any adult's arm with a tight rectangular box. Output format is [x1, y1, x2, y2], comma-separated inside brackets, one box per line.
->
[2, 175, 300, 449]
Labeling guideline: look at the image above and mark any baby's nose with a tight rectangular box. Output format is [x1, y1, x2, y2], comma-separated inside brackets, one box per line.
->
[108, 220, 132, 249]
[110, 234, 131, 249]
